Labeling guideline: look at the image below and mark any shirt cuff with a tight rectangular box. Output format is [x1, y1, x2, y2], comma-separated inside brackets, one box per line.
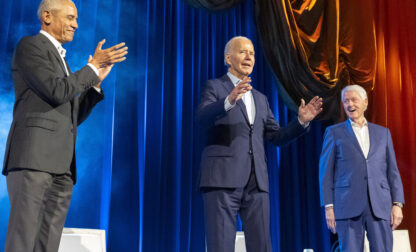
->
[298, 117, 310, 128]
[224, 96, 236, 111]
[325, 204, 334, 208]
[92, 86, 101, 93]
[87, 63, 99, 76]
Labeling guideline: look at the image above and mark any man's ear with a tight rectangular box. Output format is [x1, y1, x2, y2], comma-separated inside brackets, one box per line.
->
[225, 54, 231, 66]
[42, 11, 52, 25]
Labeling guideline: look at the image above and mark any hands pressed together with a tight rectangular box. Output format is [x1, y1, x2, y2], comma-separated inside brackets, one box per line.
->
[89, 39, 128, 86]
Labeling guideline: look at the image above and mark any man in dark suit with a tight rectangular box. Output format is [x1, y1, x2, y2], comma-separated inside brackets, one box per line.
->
[197, 36, 323, 252]
[2, 0, 127, 251]
[319, 85, 404, 251]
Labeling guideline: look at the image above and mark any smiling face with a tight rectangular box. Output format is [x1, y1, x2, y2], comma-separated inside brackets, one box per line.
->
[41, 0, 78, 44]
[225, 38, 255, 79]
[342, 90, 368, 122]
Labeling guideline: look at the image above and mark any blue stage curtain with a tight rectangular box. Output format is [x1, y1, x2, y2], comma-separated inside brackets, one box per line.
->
[0, 0, 331, 251]
[186, 0, 379, 123]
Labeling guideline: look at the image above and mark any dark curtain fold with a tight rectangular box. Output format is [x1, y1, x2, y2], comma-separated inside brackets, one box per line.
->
[186, 0, 244, 10]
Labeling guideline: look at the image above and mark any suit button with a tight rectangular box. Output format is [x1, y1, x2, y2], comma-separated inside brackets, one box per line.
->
[249, 150, 253, 155]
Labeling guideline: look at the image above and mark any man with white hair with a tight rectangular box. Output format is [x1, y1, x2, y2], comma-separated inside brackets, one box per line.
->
[2, 0, 127, 251]
[319, 85, 405, 251]
[198, 36, 323, 252]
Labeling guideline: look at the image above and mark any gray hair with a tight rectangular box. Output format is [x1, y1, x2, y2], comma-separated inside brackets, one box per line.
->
[224, 36, 253, 66]
[37, 0, 74, 21]
[341, 84, 368, 102]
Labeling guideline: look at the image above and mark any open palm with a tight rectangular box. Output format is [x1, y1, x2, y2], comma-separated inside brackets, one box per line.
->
[298, 96, 323, 123]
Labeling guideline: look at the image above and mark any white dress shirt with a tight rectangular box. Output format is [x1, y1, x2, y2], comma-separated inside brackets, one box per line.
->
[350, 119, 370, 159]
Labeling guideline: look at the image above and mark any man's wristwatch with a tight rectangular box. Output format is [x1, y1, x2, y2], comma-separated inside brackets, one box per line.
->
[393, 202, 404, 208]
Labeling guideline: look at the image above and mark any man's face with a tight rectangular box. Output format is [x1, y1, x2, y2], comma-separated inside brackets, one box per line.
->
[45, 1, 78, 44]
[342, 91, 368, 121]
[225, 38, 255, 79]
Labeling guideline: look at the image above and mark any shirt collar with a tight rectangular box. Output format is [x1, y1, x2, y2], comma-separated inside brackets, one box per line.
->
[227, 72, 242, 87]
[40, 30, 66, 58]
[349, 118, 368, 128]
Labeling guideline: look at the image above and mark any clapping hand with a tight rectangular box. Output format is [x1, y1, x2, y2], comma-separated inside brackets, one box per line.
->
[89, 39, 127, 83]
[90, 39, 127, 68]
[88, 55, 113, 87]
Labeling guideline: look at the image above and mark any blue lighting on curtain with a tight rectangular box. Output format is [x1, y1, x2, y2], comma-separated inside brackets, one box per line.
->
[0, 0, 331, 251]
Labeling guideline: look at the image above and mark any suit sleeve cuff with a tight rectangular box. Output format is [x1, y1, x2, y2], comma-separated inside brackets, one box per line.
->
[298, 117, 310, 128]
[87, 63, 99, 76]
[92, 86, 102, 93]
[224, 95, 236, 112]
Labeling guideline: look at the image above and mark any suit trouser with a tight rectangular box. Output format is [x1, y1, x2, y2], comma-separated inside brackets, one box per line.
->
[336, 193, 393, 252]
[5, 169, 73, 252]
[203, 166, 272, 252]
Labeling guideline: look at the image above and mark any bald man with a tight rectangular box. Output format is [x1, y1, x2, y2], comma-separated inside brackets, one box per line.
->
[3, 0, 127, 251]
[197, 36, 322, 252]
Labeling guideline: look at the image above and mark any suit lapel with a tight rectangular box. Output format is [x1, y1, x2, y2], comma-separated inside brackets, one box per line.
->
[64, 58, 76, 126]
[251, 89, 258, 125]
[63, 57, 73, 75]
[38, 33, 68, 76]
[236, 100, 250, 125]
[367, 123, 377, 159]
[220, 74, 234, 94]
[343, 120, 366, 159]
[220, 75, 250, 125]
[38, 33, 77, 126]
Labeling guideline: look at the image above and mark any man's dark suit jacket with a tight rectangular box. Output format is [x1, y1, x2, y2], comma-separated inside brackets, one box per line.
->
[198, 74, 307, 192]
[2, 33, 103, 183]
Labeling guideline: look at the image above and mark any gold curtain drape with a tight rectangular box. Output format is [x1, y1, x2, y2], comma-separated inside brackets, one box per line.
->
[266, 0, 416, 247]
[273, 0, 416, 247]
[255, 0, 376, 121]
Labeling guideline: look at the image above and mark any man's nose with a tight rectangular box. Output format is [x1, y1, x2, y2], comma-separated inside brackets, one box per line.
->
[72, 20, 78, 29]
